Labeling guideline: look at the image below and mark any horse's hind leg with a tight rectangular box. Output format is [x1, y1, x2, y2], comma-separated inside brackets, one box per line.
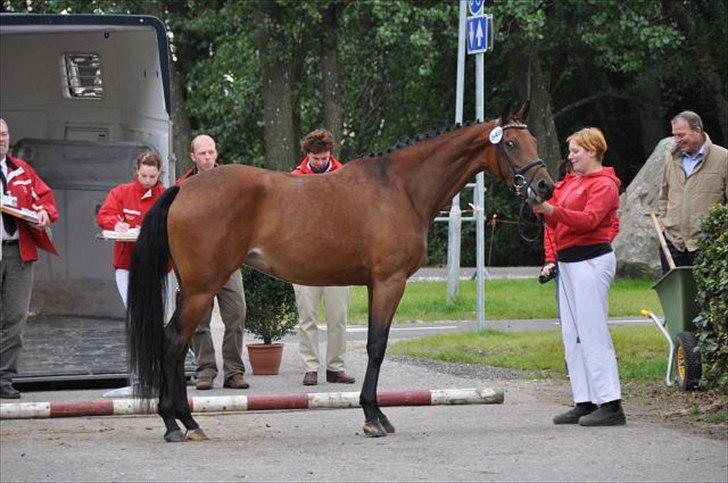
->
[360, 275, 406, 437]
[159, 295, 211, 442]
[174, 347, 207, 441]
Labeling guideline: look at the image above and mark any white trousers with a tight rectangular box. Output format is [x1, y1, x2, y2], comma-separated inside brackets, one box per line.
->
[293, 285, 350, 372]
[557, 251, 621, 405]
[115, 269, 177, 325]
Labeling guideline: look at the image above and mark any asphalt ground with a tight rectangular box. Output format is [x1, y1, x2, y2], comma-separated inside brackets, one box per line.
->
[2, 320, 726, 481]
[2, 267, 725, 482]
[1, 339, 726, 482]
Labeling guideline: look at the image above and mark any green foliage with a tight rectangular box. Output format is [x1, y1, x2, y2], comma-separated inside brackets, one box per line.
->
[241, 267, 298, 345]
[3, 1, 726, 267]
[693, 204, 728, 392]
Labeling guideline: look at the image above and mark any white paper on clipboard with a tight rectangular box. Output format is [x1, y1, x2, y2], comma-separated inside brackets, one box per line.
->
[100, 227, 140, 241]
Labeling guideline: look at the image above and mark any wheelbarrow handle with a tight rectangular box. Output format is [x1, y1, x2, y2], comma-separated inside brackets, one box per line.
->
[641, 308, 675, 387]
[645, 212, 676, 270]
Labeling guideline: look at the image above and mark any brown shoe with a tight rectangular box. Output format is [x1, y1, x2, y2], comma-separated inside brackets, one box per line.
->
[326, 370, 355, 384]
[303, 371, 318, 386]
[223, 374, 250, 389]
[195, 375, 214, 390]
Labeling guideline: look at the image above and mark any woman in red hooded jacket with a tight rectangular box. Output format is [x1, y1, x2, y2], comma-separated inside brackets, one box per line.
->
[97, 150, 167, 306]
[97, 150, 176, 397]
[533, 127, 626, 427]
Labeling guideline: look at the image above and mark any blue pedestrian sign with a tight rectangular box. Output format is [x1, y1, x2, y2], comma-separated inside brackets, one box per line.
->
[469, 0, 484, 16]
[466, 14, 492, 54]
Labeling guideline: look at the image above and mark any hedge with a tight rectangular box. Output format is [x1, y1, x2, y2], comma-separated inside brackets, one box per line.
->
[693, 203, 728, 392]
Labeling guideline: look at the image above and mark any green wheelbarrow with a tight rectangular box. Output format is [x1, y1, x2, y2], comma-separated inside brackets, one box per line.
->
[641, 213, 702, 391]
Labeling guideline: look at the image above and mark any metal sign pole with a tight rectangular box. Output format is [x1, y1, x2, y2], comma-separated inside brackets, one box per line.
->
[475, 52, 486, 332]
[446, 0, 467, 303]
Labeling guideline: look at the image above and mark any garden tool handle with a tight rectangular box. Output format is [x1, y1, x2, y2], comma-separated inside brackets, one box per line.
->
[646, 212, 675, 270]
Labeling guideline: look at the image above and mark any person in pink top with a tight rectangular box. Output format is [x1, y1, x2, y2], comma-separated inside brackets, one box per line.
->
[533, 127, 626, 427]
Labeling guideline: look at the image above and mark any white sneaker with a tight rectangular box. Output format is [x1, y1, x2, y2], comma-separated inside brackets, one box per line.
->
[102, 386, 133, 398]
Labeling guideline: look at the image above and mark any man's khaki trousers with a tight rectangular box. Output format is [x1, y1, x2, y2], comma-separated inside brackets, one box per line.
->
[293, 285, 350, 372]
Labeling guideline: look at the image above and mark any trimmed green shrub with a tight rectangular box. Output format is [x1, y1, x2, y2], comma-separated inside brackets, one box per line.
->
[242, 267, 298, 344]
[693, 204, 728, 392]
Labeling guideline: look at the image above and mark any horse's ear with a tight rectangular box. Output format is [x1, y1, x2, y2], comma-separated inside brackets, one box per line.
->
[515, 100, 530, 122]
[500, 102, 513, 125]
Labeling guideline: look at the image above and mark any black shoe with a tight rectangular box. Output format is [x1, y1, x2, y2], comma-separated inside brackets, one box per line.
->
[579, 400, 626, 426]
[0, 383, 21, 399]
[553, 402, 597, 424]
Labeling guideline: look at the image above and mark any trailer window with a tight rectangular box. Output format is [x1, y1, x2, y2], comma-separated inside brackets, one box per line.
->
[61, 53, 104, 99]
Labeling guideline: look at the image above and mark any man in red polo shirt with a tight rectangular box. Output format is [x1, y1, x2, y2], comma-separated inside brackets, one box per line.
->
[291, 129, 355, 386]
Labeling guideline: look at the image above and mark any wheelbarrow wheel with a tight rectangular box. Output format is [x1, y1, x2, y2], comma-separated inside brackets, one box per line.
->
[673, 332, 701, 391]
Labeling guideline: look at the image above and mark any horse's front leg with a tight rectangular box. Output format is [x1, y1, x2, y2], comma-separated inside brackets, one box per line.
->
[360, 275, 406, 437]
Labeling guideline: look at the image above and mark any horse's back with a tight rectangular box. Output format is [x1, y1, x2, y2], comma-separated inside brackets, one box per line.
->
[168, 163, 427, 286]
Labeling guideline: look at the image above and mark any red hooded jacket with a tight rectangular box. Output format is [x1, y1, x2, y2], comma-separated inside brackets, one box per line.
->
[542, 168, 621, 263]
[291, 155, 343, 175]
[2, 155, 59, 262]
[96, 179, 165, 269]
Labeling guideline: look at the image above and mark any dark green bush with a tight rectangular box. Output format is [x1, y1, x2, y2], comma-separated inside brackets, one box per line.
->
[242, 267, 298, 344]
[693, 204, 728, 392]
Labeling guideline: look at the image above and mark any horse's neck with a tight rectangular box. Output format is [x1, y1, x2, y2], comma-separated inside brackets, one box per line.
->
[391, 125, 493, 224]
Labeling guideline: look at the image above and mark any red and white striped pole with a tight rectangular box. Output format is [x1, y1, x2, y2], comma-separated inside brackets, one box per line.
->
[0, 387, 503, 420]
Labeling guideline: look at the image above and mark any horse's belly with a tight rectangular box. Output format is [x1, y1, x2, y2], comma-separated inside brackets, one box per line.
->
[244, 247, 368, 286]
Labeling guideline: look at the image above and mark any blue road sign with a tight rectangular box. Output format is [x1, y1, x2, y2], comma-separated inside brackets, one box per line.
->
[466, 14, 491, 54]
[469, 0, 484, 16]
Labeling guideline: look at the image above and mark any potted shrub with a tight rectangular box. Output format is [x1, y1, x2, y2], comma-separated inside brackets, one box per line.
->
[242, 267, 298, 375]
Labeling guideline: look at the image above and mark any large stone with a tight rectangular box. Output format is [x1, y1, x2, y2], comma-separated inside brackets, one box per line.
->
[613, 137, 675, 277]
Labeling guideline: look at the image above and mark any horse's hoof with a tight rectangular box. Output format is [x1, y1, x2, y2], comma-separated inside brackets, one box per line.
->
[185, 428, 209, 442]
[362, 421, 387, 438]
[164, 429, 186, 443]
[379, 416, 396, 434]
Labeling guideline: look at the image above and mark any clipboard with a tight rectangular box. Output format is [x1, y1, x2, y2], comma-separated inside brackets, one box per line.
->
[0, 205, 59, 255]
[1, 205, 40, 224]
[98, 228, 140, 241]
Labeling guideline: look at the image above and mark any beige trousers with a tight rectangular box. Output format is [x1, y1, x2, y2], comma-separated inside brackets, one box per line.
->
[293, 285, 350, 372]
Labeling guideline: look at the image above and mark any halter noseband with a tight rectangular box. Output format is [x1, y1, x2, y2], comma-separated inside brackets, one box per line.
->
[493, 123, 547, 202]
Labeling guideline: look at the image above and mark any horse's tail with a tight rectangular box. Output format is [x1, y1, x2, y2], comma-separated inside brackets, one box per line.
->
[127, 185, 180, 401]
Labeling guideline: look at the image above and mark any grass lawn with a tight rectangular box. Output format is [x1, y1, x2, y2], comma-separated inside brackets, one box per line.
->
[388, 325, 670, 381]
[348, 277, 660, 324]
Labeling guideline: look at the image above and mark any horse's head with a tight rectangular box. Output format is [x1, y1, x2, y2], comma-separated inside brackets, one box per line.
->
[486, 101, 554, 203]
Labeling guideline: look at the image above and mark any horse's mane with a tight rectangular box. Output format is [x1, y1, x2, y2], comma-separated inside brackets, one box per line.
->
[362, 120, 482, 159]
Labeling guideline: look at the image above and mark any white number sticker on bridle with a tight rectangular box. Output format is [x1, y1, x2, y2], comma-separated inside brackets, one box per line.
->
[489, 126, 503, 144]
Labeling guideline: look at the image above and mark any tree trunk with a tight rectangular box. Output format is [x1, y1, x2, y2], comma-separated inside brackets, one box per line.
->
[170, 65, 191, 176]
[321, 2, 344, 157]
[255, 1, 296, 171]
[661, 0, 728, 145]
[511, 53, 561, 176]
[636, 80, 666, 158]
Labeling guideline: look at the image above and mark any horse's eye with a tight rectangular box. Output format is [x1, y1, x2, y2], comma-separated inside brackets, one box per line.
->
[506, 140, 516, 148]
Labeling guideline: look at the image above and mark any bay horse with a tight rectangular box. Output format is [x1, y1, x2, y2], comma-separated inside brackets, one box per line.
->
[127, 101, 554, 442]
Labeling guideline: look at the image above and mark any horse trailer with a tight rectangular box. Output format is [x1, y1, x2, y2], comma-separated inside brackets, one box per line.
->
[0, 13, 181, 384]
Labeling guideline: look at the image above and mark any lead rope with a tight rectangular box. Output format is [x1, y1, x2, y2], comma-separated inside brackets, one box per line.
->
[542, 217, 580, 344]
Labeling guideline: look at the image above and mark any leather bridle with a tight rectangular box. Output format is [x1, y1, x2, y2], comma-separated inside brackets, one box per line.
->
[493, 123, 547, 203]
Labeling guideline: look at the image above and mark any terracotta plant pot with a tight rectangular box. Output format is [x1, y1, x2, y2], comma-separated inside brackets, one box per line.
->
[247, 342, 284, 375]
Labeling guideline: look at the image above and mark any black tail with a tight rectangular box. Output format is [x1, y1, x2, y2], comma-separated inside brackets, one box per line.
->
[127, 185, 180, 401]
